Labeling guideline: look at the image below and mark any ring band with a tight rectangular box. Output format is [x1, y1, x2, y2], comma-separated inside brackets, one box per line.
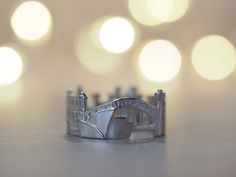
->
[66, 88, 165, 139]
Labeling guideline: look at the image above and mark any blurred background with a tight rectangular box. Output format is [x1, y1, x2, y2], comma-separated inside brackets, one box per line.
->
[1, 0, 236, 139]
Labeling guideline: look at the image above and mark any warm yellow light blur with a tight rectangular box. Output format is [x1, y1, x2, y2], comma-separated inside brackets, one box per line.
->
[148, 0, 173, 22]
[74, 26, 122, 75]
[192, 35, 236, 81]
[138, 40, 181, 83]
[128, 0, 190, 26]
[99, 17, 135, 53]
[167, 0, 190, 22]
[0, 47, 23, 85]
[128, 0, 163, 26]
[11, 1, 52, 41]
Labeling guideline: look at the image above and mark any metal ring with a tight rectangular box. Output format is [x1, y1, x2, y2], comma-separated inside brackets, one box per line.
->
[66, 88, 165, 139]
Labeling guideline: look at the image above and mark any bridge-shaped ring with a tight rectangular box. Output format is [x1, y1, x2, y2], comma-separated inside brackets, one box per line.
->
[66, 88, 165, 139]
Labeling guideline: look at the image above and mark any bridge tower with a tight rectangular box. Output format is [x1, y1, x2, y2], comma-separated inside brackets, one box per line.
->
[79, 91, 87, 120]
[153, 89, 165, 137]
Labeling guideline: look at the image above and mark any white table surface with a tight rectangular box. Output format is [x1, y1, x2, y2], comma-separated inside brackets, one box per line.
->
[1, 132, 236, 177]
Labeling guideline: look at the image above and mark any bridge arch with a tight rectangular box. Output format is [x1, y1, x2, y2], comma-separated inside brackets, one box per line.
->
[105, 98, 159, 139]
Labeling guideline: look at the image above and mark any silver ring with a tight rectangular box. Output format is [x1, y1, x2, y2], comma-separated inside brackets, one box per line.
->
[66, 87, 165, 139]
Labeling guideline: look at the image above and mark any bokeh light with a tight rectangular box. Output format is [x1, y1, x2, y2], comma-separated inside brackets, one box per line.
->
[192, 35, 236, 81]
[138, 40, 182, 83]
[99, 17, 135, 53]
[11, 1, 52, 42]
[167, 0, 190, 22]
[0, 47, 23, 85]
[128, 0, 190, 26]
[74, 26, 122, 75]
[147, 0, 173, 22]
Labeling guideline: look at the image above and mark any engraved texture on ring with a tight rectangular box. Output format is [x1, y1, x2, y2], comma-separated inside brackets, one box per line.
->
[66, 88, 166, 139]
